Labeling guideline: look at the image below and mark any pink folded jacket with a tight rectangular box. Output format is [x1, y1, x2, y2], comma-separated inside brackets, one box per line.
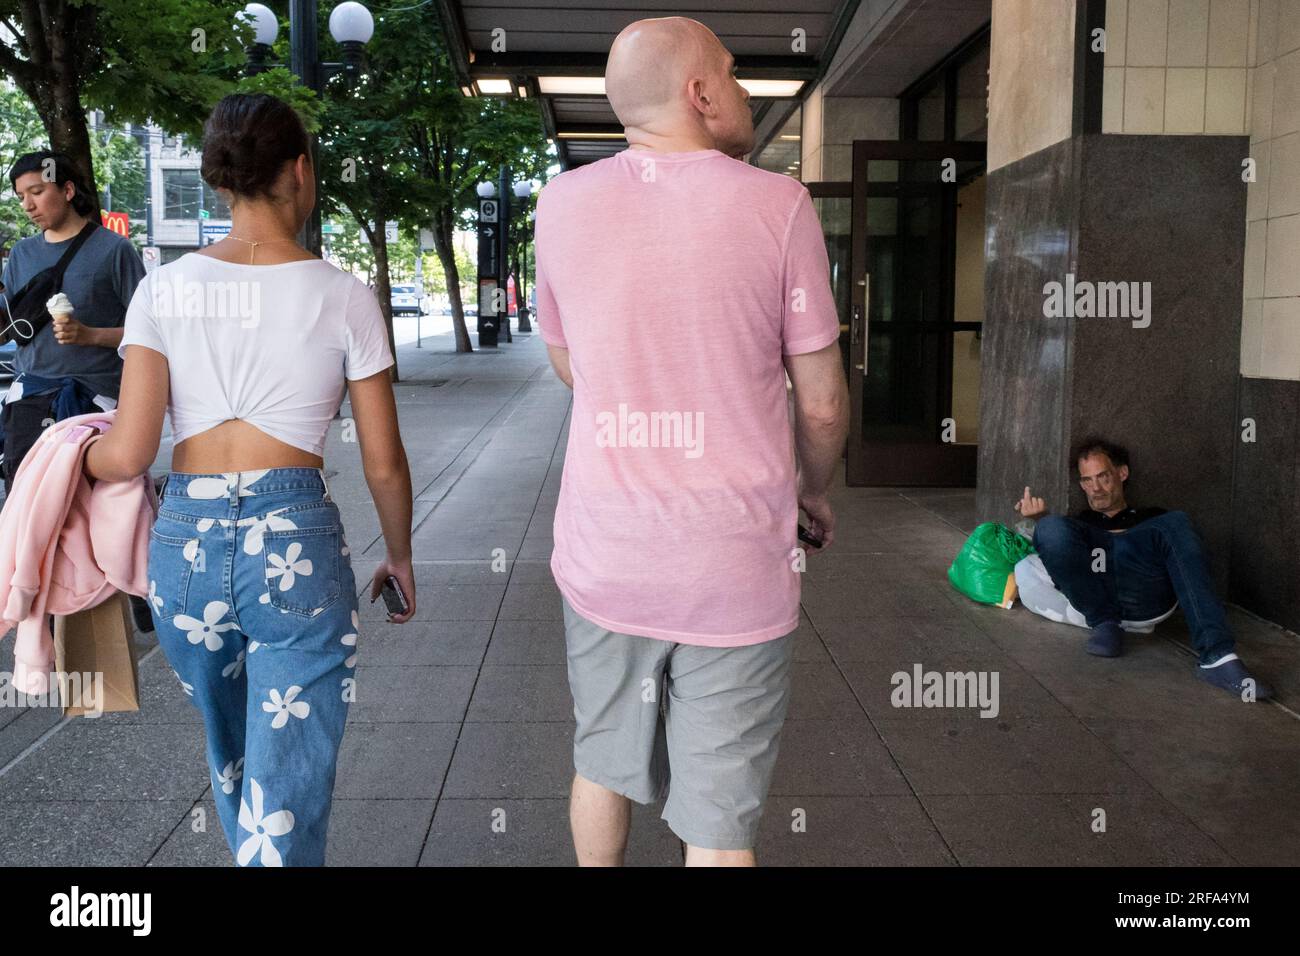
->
[0, 410, 156, 694]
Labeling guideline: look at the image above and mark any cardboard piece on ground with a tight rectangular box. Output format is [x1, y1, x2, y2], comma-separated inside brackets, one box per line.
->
[53, 591, 140, 717]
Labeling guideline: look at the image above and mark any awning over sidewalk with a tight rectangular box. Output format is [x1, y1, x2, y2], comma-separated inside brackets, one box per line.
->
[433, 0, 860, 168]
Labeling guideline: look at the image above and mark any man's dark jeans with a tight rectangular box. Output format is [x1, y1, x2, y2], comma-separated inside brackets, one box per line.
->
[1032, 511, 1234, 664]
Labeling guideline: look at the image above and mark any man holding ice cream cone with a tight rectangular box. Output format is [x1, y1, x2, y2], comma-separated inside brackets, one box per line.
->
[0, 151, 145, 494]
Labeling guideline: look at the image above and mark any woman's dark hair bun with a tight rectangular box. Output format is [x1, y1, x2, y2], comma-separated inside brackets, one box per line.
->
[201, 93, 310, 199]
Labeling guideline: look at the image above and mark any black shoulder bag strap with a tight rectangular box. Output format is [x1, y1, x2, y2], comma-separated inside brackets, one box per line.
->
[0, 220, 100, 345]
[50, 220, 100, 287]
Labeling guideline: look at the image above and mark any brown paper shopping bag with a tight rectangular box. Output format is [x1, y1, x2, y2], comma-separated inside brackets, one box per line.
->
[53, 591, 140, 717]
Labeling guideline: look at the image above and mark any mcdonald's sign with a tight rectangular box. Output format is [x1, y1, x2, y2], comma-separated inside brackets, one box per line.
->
[100, 210, 130, 237]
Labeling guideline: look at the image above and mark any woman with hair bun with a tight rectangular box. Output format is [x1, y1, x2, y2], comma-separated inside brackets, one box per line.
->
[85, 92, 416, 867]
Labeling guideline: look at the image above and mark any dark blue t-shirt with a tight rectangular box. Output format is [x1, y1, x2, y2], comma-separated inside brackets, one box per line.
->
[1074, 505, 1167, 531]
[1, 224, 145, 400]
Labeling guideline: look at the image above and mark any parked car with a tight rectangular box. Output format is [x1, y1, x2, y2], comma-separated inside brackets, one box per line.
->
[390, 284, 421, 317]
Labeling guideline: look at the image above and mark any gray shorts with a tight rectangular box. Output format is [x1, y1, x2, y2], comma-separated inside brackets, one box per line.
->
[562, 596, 795, 851]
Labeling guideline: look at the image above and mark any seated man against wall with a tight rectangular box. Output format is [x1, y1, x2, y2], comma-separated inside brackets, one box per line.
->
[1015, 436, 1271, 701]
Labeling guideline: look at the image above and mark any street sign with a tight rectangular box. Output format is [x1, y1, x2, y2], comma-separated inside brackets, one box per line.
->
[477, 198, 503, 347]
[142, 246, 161, 273]
[367, 221, 399, 242]
[322, 222, 345, 236]
[477, 225, 498, 279]
[201, 223, 231, 245]
[478, 279, 498, 333]
[419, 227, 436, 251]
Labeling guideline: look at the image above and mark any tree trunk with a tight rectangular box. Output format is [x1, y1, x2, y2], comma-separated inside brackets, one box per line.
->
[5, 3, 101, 221]
[352, 152, 399, 381]
[372, 234, 397, 382]
[48, 102, 99, 220]
[355, 210, 399, 383]
[433, 209, 472, 353]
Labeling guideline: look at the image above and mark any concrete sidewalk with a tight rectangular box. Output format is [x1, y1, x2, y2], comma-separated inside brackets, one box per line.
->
[1, 323, 1298, 866]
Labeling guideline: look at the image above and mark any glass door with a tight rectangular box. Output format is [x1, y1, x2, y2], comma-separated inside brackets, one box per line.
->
[847, 140, 985, 486]
[806, 182, 853, 381]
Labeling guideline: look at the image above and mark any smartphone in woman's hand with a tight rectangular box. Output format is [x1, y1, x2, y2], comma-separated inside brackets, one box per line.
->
[379, 575, 409, 617]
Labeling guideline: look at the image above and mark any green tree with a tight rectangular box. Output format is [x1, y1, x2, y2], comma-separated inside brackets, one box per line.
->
[317, 72, 417, 375]
[0, 84, 48, 249]
[324, 220, 376, 283]
[400, 8, 550, 352]
[0, 1, 310, 220]
[92, 124, 146, 221]
[419, 240, 474, 304]
[317, 2, 549, 355]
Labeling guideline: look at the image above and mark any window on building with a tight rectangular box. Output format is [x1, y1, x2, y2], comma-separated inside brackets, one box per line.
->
[955, 44, 990, 142]
[900, 27, 989, 143]
[751, 106, 803, 178]
[162, 169, 232, 220]
[917, 85, 945, 141]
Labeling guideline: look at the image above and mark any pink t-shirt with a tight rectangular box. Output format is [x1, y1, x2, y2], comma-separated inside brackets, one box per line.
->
[535, 147, 840, 647]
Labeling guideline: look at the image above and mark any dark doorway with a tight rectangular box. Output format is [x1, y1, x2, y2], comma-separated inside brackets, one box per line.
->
[846, 139, 986, 486]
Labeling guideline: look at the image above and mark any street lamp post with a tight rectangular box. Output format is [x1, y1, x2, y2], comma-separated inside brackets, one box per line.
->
[239, 1, 372, 255]
[136, 127, 154, 247]
[497, 164, 511, 344]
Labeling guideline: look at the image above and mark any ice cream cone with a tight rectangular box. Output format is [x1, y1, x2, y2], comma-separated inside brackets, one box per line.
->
[46, 292, 73, 323]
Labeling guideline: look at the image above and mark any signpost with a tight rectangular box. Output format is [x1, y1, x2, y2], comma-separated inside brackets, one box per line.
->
[201, 223, 231, 246]
[476, 197, 499, 348]
[367, 221, 399, 242]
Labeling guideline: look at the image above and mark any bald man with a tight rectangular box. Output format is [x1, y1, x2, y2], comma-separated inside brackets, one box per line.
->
[535, 18, 849, 867]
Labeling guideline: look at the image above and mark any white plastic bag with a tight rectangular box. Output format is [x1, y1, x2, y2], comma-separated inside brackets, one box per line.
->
[1013, 554, 1176, 634]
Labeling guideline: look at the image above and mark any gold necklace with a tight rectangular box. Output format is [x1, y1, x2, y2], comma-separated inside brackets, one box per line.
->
[224, 235, 300, 265]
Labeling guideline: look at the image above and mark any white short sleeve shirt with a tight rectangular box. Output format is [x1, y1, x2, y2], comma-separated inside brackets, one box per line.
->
[119, 253, 394, 457]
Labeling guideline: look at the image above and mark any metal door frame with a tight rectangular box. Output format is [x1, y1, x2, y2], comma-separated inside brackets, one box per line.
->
[847, 139, 986, 486]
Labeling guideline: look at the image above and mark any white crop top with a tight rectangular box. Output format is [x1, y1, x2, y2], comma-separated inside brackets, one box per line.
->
[119, 253, 394, 457]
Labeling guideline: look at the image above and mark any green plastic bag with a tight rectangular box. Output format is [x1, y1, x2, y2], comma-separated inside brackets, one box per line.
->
[947, 522, 1035, 608]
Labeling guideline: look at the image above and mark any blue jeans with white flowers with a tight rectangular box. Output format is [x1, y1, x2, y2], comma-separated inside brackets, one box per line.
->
[148, 468, 359, 867]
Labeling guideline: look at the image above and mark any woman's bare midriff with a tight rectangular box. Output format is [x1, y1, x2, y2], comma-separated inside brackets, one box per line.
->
[170, 419, 324, 474]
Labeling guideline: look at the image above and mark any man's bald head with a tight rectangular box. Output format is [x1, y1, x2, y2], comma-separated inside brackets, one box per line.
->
[606, 18, 717, 127]
[605, 17, 753, 157]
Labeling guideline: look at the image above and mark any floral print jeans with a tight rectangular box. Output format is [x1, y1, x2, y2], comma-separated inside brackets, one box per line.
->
[148, 468, 359, 867]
